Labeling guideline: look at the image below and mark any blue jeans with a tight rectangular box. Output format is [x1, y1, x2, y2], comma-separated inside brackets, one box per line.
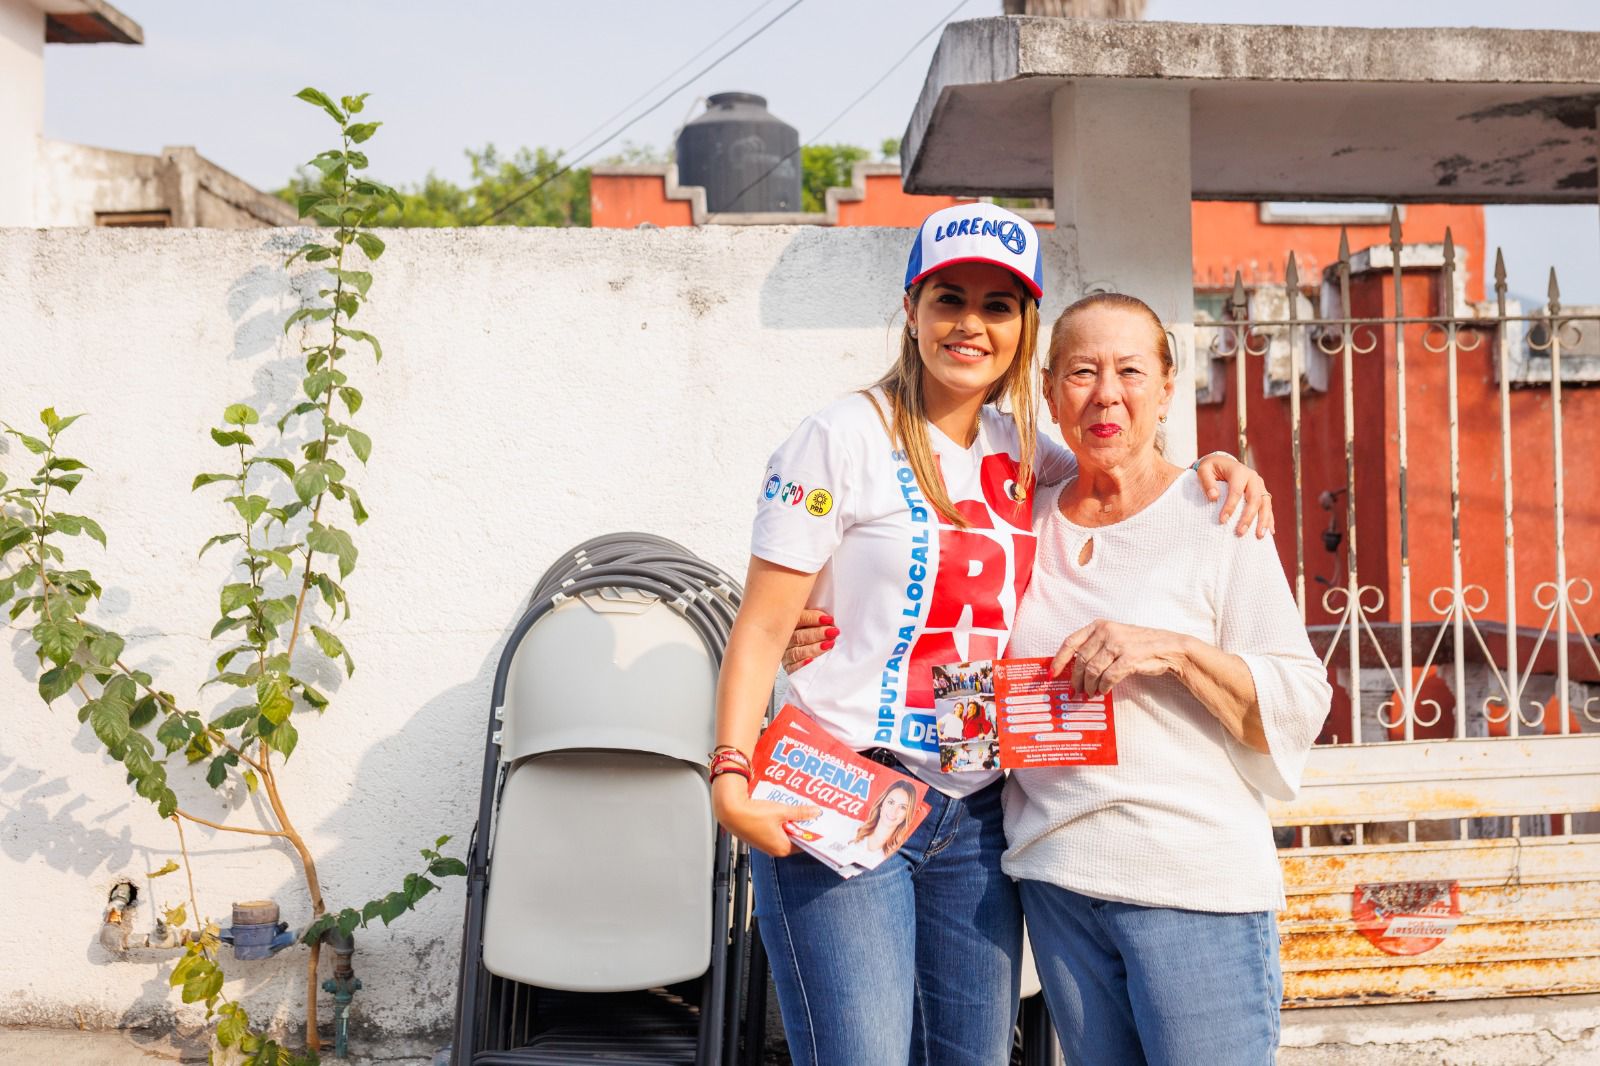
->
[751, 778, 1021, 1066]
[1019, 881, 1282, 1066]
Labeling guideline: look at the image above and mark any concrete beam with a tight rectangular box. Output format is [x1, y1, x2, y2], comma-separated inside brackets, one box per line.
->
[903, 17, 1600, 204]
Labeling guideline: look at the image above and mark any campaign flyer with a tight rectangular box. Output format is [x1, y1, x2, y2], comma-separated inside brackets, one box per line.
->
[934, 658, 1117, 772]
[750, 705, 931, 879]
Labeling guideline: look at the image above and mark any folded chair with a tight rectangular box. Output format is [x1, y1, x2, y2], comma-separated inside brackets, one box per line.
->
[452, 535, 761, 1065]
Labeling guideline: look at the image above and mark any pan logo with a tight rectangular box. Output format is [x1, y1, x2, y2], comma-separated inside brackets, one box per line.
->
[780, 482, 805, 506]
[900, 713, 939, 752]
[763, 473, 781, 500]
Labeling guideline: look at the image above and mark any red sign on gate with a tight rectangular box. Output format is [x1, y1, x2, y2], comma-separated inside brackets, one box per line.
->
[1352, 880, 1462, 955]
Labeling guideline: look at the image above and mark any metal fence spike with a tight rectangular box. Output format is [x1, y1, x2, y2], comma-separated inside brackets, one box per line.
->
[1286, 251, 1300, 290]
[1444, 228, 1456, 266]
[1548, 266, 1561, 308]
[1494, 248, 1507, 291]
[1389, 206, 1402, 245]
[1338, 228, 1351, 264]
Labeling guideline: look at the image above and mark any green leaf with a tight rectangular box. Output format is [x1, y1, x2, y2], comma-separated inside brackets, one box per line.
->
[223, 404, 259, 426]
[265, 717, 298, 759]
[199, 532, 242, 558]
[260, 690, 294, 725]
[129, 694, 159, 731]
[180, 958, 224, 1004]
[47, 473, 83, 493]
[429, 857, 468, 878]
[277, 401, 322, 432]
[102, 674, 137, 711]
[210, 615, 247, 640]
[88, 630, 125, 668]
[38, 662, 82, 703]
[341, 92, 370, 115]
[215, 1003, 248, 1048]
[211, 428, 254, 448]
[46, 457, 87, 472]
[346, 121, 381, 144]
[310, 625, 354, 675]
[249, 456, 296, 479]
[78, 516, 106, 547]
[209, 704, 254, 730]
[377, 891, 409, 926]
[150, 859, 180, 877]
[331, 268, 373, 296]
[352, 232, 385, 261]
[243, 768, 259, 794]
[39, 407, 60, 430]
[334, 326, 383, 362]
[345, 427, 371, 464]
[258, 548, 295, 577]
[9, 430, 49, 454]
[306, 523, 357, 578]
[90, 700, 131, 749]
[192, 472, 237, 491]
[219, 583, 261, 613]
[226, 495, 270, 525]
[293, 460, 344, 503]
[156, 715, 191, 753]
[336, 386, 363, 415]
[295, 86, 345, 124]
[206, 754, 230, 788]
[33, 617, 85, 665]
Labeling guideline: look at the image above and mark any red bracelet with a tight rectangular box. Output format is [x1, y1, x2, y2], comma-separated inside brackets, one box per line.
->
[709, 748, 752, 782]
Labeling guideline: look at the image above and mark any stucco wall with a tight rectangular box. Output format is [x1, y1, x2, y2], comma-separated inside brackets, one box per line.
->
[0, 0, 43, 227]
[0, 224, 1077, 1040]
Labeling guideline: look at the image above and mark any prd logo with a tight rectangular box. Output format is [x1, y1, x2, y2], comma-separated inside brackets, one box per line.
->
[780, 482, 805, 506]
[763, 474, 781, 500]
[805, 488, 833, 517]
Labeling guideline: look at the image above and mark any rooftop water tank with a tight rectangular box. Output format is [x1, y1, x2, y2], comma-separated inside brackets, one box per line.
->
[675, 92, 801, 214]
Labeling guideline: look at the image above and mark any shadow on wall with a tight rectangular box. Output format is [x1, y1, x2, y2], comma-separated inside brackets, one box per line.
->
[756, 228, 907, 331]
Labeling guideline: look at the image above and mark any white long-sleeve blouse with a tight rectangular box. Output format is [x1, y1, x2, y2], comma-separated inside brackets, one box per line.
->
[1001, 472, 1332, 913]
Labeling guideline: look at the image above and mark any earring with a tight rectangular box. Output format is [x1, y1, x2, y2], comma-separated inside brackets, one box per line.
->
[909, 327, 918, 338]
[1159, 414, 1168, 424]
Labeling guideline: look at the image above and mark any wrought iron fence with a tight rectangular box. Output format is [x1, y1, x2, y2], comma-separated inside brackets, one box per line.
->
[1195, 211, 1600, 1006]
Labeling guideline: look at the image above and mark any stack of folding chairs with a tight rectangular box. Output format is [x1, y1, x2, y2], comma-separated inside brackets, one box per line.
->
[451, 534, 769, 1066]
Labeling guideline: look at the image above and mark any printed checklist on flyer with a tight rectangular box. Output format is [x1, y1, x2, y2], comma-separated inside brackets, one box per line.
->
[750, 705, 931, 880]
[934, 658, 1117, 772]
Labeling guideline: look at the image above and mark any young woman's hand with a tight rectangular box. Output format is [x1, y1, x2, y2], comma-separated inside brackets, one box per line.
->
[1194, 452, 1275, 538]
[780, 607, 838, 673]
[712, 774, 821, 857]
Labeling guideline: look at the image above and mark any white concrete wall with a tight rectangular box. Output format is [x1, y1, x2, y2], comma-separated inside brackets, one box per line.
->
[33, 140, 166, 226]
[0, 0, 43, 227]
[0, 224, 1078, 1040]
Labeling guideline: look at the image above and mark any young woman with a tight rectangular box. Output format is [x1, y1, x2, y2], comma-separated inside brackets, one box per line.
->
[849, 779, 918, 862]
[710, 205, 1271, 1065]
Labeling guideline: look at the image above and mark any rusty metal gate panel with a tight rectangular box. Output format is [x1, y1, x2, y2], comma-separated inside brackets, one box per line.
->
[1200, 213, 1600, 1007]
[1270, 736, 1600, 1006]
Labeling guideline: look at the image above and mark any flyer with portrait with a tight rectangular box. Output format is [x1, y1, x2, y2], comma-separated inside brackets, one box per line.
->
[934, 658, 1117, 772]
[750, 705, 931, 879]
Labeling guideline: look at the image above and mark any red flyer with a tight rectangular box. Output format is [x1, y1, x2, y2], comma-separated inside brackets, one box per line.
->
[934, 658, 1117, 772]
[750, 705, 931, 879]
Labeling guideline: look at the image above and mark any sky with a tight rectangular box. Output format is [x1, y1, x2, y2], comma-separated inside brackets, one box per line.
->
[42, 0, 1600, 301]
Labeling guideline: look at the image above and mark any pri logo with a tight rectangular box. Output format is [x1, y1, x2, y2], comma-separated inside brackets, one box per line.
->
[1352, 880, 1462, 956]
[780, 482, 805, 506]
[805, 488, 833, 517]
[763, 473, 781, 500]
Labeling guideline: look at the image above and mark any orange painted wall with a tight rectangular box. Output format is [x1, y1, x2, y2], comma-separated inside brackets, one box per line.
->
[589, 172, 695, 229]
[1196, 263, 1600, 642]
[1191, 202, 1487, 303]
[835, 172, 966, 226]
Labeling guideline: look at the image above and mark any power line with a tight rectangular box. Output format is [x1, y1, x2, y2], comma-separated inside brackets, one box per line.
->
[473, 0, 807, 225]
[563, 0, 785, 161]
[723, 0, 973, 212]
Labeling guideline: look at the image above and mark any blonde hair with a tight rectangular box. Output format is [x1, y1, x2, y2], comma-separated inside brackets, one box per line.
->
[1046, 292, 1173, 376]
[867, 278, 1041, 527]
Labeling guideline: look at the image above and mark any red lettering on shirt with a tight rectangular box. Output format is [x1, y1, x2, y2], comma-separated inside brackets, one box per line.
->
[927, 528, 1007, 630]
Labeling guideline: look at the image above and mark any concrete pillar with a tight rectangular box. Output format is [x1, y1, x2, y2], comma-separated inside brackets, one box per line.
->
[0, 0, 44, 227]
[1051, 83, 1198, 461]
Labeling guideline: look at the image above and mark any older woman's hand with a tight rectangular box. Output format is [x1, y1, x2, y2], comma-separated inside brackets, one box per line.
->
[1194, 453, 1275, 539]
[1051, 619, 1192, 697]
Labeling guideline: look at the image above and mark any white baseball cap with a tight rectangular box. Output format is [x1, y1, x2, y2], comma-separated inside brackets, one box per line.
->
[904, 203, 1043, 302]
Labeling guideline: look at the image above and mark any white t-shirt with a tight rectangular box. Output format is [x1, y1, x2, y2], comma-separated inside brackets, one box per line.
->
[751, 390, 1076, 797]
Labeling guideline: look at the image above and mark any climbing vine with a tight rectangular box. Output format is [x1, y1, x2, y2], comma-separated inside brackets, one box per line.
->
[0, 89, 461, 1063]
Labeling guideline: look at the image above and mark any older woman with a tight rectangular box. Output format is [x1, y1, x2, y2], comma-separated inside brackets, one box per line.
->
[1004, 293, 1331, 1065]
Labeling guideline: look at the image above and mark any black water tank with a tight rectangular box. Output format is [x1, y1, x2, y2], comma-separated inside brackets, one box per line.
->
[675, 92, 801, 213]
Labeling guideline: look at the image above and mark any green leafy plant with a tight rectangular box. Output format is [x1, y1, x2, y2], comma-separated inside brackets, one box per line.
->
[0, 88, 461, 1062]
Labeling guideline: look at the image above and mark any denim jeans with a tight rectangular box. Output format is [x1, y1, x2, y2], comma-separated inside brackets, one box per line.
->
[751, 778, 1022, 1066]
[1019, 881, 1282, 1066]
